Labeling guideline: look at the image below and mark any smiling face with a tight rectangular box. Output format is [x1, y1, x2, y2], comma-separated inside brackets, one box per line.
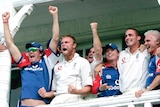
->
[105, 48, 119, 61]
[87, 47, 94, 63]
[144, 34, 160, 54]
[125, 29, 141, 48]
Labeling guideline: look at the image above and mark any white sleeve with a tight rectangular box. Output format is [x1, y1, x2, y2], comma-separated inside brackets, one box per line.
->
[52, 67, 57, 91]
[80, 59, 93, 87]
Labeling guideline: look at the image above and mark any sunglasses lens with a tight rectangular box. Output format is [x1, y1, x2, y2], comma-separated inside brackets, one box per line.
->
[28, 47, 38, 52]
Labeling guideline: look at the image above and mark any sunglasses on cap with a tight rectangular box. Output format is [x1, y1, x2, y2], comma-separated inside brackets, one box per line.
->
[28, 47, 39, 52]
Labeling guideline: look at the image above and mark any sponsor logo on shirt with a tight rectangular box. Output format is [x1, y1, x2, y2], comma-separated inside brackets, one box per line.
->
[24, 65, 43, 71]
[57, 65, 62, 71]
[108, 85, 120, 90]
[115, 80, 119, 85]
[121, 57, 126, 64]
[108, 80, 120, 90]
[148, 73, 154, 77]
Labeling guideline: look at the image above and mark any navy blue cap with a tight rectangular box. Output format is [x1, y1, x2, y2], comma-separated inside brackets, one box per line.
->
[26, 42, 43, 51]
[105, 43, 119, 51]
[46, 38, 61, 48]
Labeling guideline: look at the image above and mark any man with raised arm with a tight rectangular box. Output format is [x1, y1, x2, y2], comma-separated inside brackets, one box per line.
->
[2, 5, 60, 107]
[88, 22, 103, 79]
[38, 35, 93, 106]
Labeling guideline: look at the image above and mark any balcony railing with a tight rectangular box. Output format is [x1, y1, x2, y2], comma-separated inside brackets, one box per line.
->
[37, 90, 160, 107]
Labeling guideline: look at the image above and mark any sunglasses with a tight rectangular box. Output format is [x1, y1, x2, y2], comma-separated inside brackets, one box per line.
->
[28, 47, 39, 52]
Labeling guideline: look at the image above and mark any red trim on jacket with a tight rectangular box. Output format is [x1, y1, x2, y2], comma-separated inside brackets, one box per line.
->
[92, 74, 102, 94]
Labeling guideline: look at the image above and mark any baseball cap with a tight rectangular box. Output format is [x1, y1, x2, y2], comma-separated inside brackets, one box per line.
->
[46, 38, 61, 48]
[105, 43, 119, 51]
[25, 42, 43, 51]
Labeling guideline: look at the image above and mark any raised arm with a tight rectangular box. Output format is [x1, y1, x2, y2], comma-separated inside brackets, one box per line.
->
[2, 12, 21, 62]
[90, 22, 102, 61]
[48, 6, 60, 53]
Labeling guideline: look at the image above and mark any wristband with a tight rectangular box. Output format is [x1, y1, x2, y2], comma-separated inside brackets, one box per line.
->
[3, 20, 8, 23]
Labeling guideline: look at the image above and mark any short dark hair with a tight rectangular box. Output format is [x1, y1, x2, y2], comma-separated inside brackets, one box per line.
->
[126, 28, 140, 36]
[62, 35, 76, 43]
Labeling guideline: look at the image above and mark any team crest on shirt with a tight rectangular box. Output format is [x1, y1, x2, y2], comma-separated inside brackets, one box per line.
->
[106, 74, 111, 79]
[72, 63, 77, 69]
[136, 53, 139, 59]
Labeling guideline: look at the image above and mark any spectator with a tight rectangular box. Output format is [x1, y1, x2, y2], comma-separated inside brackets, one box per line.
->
[38, 35, 93, 105]
[92, 43, 121, 97]
[135, 30, 160, 97]
[0, 43, 10, 107]
[117, 28, 150, 95]
[2, 5, 60, 107]
[0, 5, 33, 107]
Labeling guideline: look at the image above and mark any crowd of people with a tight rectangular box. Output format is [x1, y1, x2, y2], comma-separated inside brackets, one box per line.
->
[1, 5, 160, 107]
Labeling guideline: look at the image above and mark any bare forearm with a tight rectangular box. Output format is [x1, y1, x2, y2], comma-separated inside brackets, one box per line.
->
[49, 6, 60, 51]
[147, 75, 160, 91]
[3, 23, 14, 47]
[75, 86, 92, 95]
[52, 13, 59, 42]
[3, 19, 21, 62]
[91, 23, 102, 60]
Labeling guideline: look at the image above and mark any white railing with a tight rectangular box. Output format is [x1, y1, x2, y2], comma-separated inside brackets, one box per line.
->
[38, 90, 160, 107]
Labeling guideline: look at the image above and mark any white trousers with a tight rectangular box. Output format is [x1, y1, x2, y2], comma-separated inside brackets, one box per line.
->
[50, 93, 84, 105]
